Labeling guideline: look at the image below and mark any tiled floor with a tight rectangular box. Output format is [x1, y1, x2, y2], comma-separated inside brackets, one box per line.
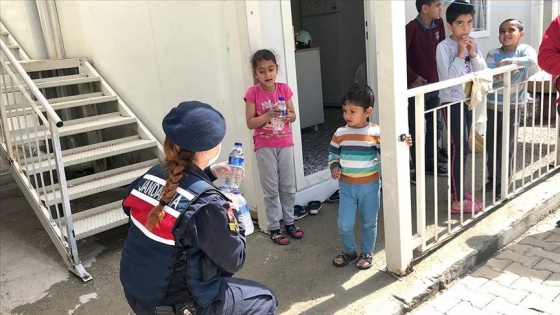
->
[301, 106, 345, 176]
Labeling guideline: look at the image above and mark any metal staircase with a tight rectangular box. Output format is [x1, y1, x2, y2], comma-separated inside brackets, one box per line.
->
[0, 22, 163, 281]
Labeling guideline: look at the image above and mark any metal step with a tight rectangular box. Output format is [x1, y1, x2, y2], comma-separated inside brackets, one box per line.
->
[1, 74, 101, 93]
[66, 201, 128, 240]
[11, 113, 137, 144]
[18, 58, 82, 73]
[5, 94, 118, 117]
[33, 74, 101, 89]
[22, 136, 157, 175]
[40, 159, 158, 205]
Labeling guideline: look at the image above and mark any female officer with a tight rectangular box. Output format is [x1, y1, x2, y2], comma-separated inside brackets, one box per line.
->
[120, 101, 278, 315]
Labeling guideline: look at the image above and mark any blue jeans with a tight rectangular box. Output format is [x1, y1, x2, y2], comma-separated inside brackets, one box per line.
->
[337, 180, 381, 254]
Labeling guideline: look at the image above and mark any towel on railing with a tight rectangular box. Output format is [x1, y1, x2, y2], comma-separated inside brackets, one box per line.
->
[466, 69, 494, 111]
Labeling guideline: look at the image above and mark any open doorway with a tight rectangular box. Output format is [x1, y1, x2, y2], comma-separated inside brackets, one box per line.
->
[290, 0, 367, 176]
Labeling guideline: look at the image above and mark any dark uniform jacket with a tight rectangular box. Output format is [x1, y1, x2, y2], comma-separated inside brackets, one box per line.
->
[120, 164, 246, 311]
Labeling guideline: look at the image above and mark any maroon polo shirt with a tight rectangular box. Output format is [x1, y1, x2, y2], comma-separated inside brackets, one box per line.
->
[406, 17, 445, 87]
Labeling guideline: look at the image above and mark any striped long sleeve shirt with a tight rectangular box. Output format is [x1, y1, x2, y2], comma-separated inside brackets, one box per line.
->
[328, 123, 381, 185]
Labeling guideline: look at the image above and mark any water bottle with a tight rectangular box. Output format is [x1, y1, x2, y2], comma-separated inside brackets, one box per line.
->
[277, 96, 287, 118]
[273, 96, 287, 133]
[225, 142, 244, 190]
[231, 189, 254, 235]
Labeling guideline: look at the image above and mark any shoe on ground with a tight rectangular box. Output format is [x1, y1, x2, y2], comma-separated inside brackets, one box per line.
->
[308, 200, 322, 215]
[450, 200, 482, 214]
[438, 149, 448, 163]
[425, 163, 448, 176]
[326, 190, 340, 203]
[293, 205, 309, 220]
[485, 182, 502, 198]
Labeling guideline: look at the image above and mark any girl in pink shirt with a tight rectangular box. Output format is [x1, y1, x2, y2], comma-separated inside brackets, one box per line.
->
[244, 49, 303, 245]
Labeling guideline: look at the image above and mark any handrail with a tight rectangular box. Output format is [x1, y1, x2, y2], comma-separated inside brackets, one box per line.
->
[406, 64, 521, 98]
[0, 40, 63, 127]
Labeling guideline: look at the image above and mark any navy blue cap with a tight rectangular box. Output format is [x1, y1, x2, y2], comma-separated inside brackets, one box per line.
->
[162, 101, 226, 152]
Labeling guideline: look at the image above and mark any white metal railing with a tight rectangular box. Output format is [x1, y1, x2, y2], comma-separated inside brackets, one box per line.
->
[407, 64, 558, 255]
[0, 40, 91, 281]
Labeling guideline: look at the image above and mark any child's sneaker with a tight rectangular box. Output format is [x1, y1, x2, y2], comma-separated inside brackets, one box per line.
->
[326, 190, 340, 203]
[293, 205, 309, 220]
[308, 200, 322, 215]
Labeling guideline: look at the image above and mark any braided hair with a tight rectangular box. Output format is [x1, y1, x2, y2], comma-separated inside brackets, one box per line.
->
[145, 138, 195, 230]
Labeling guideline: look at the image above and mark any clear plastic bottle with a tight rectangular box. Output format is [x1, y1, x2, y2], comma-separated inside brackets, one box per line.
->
[273, 96, 287, 133]
[224, 142, 244, 190]
[231, 189, 254, 235]
[277, 96, 287, 118]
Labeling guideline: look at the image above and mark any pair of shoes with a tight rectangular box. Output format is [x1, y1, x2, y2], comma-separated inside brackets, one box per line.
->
[326, 190, 340, 203]
[438, 148, 448, 163]
[450, 200, 482, 214]
[333, 251, 358, 267]
[293, 205, 309, 221]
[356, 253, 373, 270]
[308, 200, 322, 215]
[269, 229, 290, 245]
[285, 224, 304, 239]
[425, 163, 448, 176]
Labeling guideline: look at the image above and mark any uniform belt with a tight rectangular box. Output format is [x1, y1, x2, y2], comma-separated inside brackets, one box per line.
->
[155, 303, 197, 315]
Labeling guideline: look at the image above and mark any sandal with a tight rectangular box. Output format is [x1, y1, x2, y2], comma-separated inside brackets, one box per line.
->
[450, 200, 482, 214]
[356, 253, 373, 270]
[332, 251, 358, 267]
[286, 224, 304, 239]
[269, 230, 290, 245]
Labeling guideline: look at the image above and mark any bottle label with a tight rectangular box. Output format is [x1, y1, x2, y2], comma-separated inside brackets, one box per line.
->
[238, 204, 249, 215]
[228, 156, 244, 167]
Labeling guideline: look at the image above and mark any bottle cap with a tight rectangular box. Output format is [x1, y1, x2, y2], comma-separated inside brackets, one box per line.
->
[279, 96, 285, 101]
[234, 142, 242, 147]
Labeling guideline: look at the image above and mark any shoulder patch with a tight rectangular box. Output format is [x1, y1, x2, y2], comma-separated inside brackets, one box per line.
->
[227, 205, 239, 232]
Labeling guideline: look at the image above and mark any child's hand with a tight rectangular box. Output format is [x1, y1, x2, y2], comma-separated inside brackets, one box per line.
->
[331, 167, 341, 180]
[266, 105, 281, 119]
[405, 135, 413, 147]
[411, 76, 427, 88]
[282, 109, 293, 123]
[465, 36, 477, 57]
[457, 36, 469, 58]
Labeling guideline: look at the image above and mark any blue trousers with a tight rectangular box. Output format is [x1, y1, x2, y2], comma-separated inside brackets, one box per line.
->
[337, 180, 381, 254]
[125, 278, 277, 315]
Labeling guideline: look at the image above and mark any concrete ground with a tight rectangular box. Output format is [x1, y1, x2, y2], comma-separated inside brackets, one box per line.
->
[411, 210, 560, 315]
[1, 161, 560, 314]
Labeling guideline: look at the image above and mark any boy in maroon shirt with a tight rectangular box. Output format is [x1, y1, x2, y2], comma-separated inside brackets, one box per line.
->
[407, 0, 447, 182]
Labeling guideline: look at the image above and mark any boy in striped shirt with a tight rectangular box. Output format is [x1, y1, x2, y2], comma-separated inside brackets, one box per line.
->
[329, 83, 411, 270]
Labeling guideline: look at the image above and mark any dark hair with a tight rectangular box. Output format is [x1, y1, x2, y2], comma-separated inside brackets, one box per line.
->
[446, 0, 475, 24]
[250, 49, 278, 70]
[500, 19, 524, 32]
[341, 83, 375, 110]
[416, 0, 437, 13]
